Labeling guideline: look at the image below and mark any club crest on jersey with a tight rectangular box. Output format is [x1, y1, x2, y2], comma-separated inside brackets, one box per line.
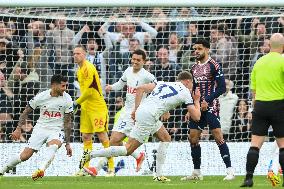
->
[127, 86, 137, 94]
[43, 111, 62, 118]
[58, 105, 63, 111]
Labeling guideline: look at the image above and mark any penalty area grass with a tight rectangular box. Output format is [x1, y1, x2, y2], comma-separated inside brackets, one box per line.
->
[0, 175, 275, 189]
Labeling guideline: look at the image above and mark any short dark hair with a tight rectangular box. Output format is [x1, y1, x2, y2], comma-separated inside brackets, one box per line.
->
[132, 49, 147, 60]
[51, 74, 68, 85]
[169, 31, 178, 36]
[255, 22, 266, 28]
[194, 39, 210, 48]
[177, 71, 193, 81]
[157, 45, 169, 51]
[211, 23, 227, 31]
[87, 38, 98, 44]
[216, 23, 228, 34]
[74, 45, 86, 52]
[189, 21, 197, 26]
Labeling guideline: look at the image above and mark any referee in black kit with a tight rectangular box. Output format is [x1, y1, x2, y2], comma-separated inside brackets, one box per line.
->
[241, 33, 284, 187]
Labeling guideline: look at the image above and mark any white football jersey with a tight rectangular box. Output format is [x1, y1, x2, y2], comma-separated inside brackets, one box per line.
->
[138, 81, 193, 119]
[117, 67, 156, 111]
[29, 89, 73, 130]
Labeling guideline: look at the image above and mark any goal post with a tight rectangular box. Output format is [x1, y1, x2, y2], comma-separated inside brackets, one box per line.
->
[0, 0, 283, 7]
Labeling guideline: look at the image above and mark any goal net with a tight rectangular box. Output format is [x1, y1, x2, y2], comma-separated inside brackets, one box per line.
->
[0, 5, 283, 142]
[0, 3, 283, 175]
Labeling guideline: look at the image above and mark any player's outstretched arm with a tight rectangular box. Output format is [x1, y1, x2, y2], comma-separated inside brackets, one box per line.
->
[63, 113, 72, 157]
[11, 105, 33, 140]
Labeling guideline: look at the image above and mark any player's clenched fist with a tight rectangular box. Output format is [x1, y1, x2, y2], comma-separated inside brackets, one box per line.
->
[201, 100, 208, 111]
[65, 144, 73, 157]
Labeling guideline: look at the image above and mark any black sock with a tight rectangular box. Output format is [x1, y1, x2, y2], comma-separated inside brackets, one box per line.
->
[216, 139, 231, 168]
[246, 146, 259, 179]
[191, 144, 201, 169]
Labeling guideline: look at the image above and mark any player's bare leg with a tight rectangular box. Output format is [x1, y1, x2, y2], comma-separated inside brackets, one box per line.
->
[97, 132, 115, 176]
[0, 147, 34, 176]
[152, 125, 171, 182]
[109, 131, 125, 146]
[181, 129, 203, 181]
[211, 128, 235, 180]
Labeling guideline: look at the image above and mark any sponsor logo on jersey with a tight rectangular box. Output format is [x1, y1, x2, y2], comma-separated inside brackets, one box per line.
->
[43, 111, 62, 118]
[127, 86, 137, 94]
[194, 76, 208, 82]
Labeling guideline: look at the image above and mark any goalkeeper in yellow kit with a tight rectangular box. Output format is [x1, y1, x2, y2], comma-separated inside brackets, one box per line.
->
[73, 45, 114, 176]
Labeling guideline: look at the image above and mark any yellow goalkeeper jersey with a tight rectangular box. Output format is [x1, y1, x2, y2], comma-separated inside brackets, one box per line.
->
[76, 60, 107, 112]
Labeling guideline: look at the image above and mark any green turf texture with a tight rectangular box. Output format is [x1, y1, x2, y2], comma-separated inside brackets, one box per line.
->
[0, 176, 276, 189]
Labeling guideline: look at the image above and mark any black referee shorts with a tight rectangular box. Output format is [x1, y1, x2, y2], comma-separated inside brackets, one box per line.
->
[251, 100, 284, 137]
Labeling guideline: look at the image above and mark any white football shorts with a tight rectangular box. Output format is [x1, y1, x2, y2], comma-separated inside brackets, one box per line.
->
[129, 107, 162, 143]
[112, 110, 134, 136]
[27, 127, 65, 151]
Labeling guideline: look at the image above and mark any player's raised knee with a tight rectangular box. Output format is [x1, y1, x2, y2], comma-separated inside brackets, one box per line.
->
[20, 149, 34, 161]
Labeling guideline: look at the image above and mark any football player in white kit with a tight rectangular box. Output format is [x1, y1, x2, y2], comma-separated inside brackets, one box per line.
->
[84, 71, 201, 181]
[0, 74, 73, 180]
[87, 49, 157, 175]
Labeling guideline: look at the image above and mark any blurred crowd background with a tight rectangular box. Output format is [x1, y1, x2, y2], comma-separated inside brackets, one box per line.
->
[0, 7, 283, 143]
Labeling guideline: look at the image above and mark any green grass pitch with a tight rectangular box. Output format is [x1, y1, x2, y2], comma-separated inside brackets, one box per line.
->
[0, 176, 276, 189]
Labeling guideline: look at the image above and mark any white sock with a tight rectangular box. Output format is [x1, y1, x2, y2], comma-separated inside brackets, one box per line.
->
[91, 146, 127, 158]
[131, 150, 140, 159]
[0, 154, 22, 174]
[226, 167, 234, 174]
[271, 141, 280, 173]
[95, 157, 108, 171]
[39, 144, 58, 171]
[193, 169, 201, 175]
[156, 142, 169, 177]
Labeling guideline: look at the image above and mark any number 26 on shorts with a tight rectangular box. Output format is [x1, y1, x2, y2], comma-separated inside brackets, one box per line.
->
[94, 118, 105, 127]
